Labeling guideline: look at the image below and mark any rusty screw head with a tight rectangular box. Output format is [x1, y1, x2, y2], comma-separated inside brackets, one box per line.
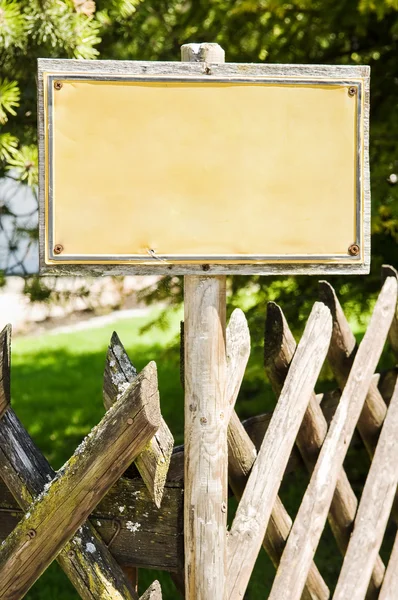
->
[27, 529, 36, 539]
[200, 416, 207, 425]
[348, 86, 357, 97]
[348, 243, 360, 256]
[54, 81, 63, 90]
[68, 550, 75, 559]
[53, 244, 63, 255]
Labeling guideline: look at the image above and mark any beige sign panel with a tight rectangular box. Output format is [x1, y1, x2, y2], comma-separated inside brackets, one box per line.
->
[38, 60, 370, 275]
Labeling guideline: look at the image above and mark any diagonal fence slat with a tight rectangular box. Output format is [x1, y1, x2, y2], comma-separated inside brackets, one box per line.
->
[264, 301, 385, 594]
[0, 324, 11, 419]
[319, 280, 387, 456]
[378, 531, 398, 600]
[333, 378, 398, 600]
[382, 264, 398, 358]
[228, 410, 329, 600]
[226, 301, 332, 600]
[0, 362, 161, 600]
[0, 409, 139, 600]
[268, 275, 398, 600]
[104, 333, 174, 509]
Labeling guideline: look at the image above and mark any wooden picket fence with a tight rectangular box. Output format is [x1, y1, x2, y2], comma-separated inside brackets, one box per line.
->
[0, 264, 397, 599]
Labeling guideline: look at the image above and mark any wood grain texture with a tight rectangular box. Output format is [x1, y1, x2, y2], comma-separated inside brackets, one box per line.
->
[104, 332, 174, 508]
[319, 280, 387, 456]
[225, 309, 251, 418]
[264, 301, 385, 595]
[0, 474, 183, 572]
[268, 276, 398, 600]
[0, 362, 160, 600]
[139, 580, 162, 600]
[226, 302, 332, 600]
[333, 378, 398, 600]
[378, 531, 398, 600]
[0, 324, 11, 419]
[225, 309, 328, 599]
[228, 411, 329, 600]
[38, 57, 370, 276]
[381, 264, 398, 357]
[182, 43, 228, 600]
[0, 409, 140, 600]
[184, 275, 228, 600]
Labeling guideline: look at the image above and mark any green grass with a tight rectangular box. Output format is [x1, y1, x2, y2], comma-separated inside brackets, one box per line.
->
[7, 306, 396, 598]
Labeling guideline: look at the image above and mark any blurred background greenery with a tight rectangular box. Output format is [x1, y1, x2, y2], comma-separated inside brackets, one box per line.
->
[1, 0, 398, 597]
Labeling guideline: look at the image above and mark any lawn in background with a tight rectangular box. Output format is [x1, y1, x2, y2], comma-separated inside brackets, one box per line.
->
[7, 305, 394, 598]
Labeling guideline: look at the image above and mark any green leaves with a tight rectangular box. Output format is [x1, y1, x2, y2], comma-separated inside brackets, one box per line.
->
[0, 0, 24, 49]
[0, 79, 20, 124]
[6, 145, 38, 186]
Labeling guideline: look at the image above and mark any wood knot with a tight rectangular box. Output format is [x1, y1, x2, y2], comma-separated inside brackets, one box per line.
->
[27, 529, 36, 539]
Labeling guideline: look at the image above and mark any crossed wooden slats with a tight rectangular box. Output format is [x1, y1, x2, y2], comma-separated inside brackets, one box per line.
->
[0, 333, 163, 600]
[264, 300, 385, 593]
[1, 268, 398, 599]
[266, 275, 398, 600]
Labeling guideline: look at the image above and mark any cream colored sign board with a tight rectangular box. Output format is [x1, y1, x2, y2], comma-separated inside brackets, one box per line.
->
[38, 59, 370, 275]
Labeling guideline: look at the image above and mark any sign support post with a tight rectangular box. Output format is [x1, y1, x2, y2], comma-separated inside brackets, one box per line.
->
[181, 42, 228, 600]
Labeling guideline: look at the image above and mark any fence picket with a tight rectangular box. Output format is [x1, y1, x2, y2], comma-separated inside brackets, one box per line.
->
[382, 265, 398, 358]
[104, 332, 174, 509]
[0, 325, 11, 419]
[319, 280, 387, 455]
[378, 531, 398, 600]
[333, 379, 398, 600]
[268, 275, 398, 600]
[226, 301, 332, 600]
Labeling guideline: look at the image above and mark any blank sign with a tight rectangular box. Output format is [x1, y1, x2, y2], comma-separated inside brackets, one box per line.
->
[39, 60, 369, 274]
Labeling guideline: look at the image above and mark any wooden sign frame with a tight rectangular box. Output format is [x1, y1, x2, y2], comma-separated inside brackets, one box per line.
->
[38, 59, 370, 276]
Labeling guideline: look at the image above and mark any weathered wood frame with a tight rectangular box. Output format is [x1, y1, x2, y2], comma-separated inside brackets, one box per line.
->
[38, 58, 371, 276]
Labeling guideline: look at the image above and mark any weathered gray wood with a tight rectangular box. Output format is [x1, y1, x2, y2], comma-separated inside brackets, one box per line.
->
[225, 309, 251, 418]
[182, 41, 227, 599]
[226, 302, 332, 600]
[0, 409, 140, 600]
[0, 362, 161, 600]
[38, 58, 370, 277]
[184, 274, 228, 600]
[319, 279, 387, 455]
[0, 475, 183, 572]
[382, 264, 398, 357]
[268, 276, 398, 600]
[139, 580, 162, 600]
[378, 367, 398, 405]
[264, 301, 385, 595]
[104, 332, 174, 508]
[378, 531, 398, 600]
[0, 324, 11, 419]
[181, 42, 225, 63]
[225, 309, 328, 599]
[228, 411, 329, 600]
[333, 378, 398, 600]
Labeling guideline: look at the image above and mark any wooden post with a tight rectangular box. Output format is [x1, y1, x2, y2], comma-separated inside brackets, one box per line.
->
[182, 43, 227, 600]
[179, 43, 227, 591]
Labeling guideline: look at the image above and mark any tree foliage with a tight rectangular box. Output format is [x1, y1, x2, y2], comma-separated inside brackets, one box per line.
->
[1, 0, 397, 327]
